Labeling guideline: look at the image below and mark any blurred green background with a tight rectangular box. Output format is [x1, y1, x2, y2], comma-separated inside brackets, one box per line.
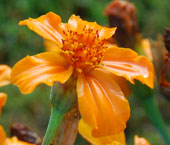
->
[0, 0, 170, 145]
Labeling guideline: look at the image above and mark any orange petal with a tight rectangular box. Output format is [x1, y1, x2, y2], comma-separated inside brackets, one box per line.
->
[107, 141, 124, 145]
[77, 68, 130, 137]
[0, 93, 7, 114]
[68, 15, 117, 40]
[111, 74, 131, 97]
[0, 125, 6, 144]
[11, 52, 73, 94]
[44, 40, 61, 52]
[134, 135, 151, 145]
[19, 12, 65, 47]
[141, 39, 153, 61]
[102, 46, 154, 88]
[79, 119, 126, 145]
[0, 65, 11, 87]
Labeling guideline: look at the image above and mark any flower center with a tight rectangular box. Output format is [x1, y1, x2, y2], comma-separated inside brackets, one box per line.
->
[61, 27, 107, 71]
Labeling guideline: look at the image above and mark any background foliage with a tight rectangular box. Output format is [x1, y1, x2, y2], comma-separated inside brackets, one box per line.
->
[0, 0, 170, 145]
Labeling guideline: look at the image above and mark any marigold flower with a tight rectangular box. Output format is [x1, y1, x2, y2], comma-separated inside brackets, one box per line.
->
[134, 136, 151, 145]
[0, 93, 7, 114]
[141, 39, 153, 61]
[11, 12, 154, 137]
[0, 125, 35, 145]
[79, 121, 151, 145]
[0, 65, 11, 114]
[0, 65, 11, 87]
[0, 65, 34, 145]
[78, 119, 126, 145]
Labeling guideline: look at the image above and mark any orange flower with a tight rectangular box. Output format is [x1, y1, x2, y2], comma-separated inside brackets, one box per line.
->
[79, 119, 126, 145]
[11, 12, 154, 137]
[134, 136, 151, 145]
[141, 39, 153, 61]
[0, 65, 11, 87]
[79, 121, 151, 145]
[0, 125, 35, 145]
[0, 93, 7, 114]
[0, 65, 11, 114]
[0, 65, 34, 145]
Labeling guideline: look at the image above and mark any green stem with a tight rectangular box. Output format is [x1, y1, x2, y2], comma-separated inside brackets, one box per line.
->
[42, 82, 77, 145]
[140, 96, 170, 144]
[42, 107, 64, 145]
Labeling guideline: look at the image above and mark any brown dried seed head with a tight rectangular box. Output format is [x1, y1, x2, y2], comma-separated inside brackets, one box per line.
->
[10, 122, 41, 144]
[104, 0, 138, 49]
[163, 28, 170, 52]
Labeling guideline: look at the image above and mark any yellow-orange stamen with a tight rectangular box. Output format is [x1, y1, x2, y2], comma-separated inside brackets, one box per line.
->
[61, 27, 107, 71]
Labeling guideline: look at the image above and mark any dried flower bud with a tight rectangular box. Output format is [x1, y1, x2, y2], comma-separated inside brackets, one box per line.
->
[104, 0, 138, 49]
[159, 53, 170, 100]
[10, 122, 41, 144]
[159, 28, 170, 100]
[163, 28, 170, 52]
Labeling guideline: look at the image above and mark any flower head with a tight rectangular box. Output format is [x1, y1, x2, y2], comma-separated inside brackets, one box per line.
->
[0, 125, 35, 145]
[104, 0, 138, 49]
[0, 93, 7, 114]
[0, 65, 35, 145]
[79, 120, 151, 145]
[134, 136, 151, 145]
[11, 12, 154, 137]
[78, 119, 126, 145]
[0, 65, 11, 114]
[0, 65, 11, 87]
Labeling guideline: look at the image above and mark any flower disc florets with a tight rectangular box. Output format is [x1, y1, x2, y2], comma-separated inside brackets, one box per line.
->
[61, 26, 108, 71]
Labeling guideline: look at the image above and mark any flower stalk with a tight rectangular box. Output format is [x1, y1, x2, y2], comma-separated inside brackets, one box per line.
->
[132, 81, 170, 145]
[42, 82, 77, 145]
[42, 107, 64, 145]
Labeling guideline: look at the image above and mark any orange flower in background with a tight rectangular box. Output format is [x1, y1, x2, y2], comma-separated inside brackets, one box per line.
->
[0, 93, 7, 114]
[0, 125, 35, 145]
[78, 119, 126, 145]
[11, 12, 154, 137]
[0, 66, 34, 145]
[134, 136, 151, 145]
[0, 65, 11, 114]
[0, 65, 11, 87]
[79, 120, 151, 145]
[79, 121, 151, 145]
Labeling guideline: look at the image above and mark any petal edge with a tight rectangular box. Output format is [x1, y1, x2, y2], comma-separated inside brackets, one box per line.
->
[11, 52, 73, 94]
[102, 46, 154, 88]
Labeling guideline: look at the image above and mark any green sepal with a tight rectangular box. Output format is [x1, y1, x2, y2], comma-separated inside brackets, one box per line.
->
[50, 82, 77, 114]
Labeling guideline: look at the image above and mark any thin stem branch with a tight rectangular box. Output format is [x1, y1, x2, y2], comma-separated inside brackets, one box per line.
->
[132, 81, 170, 145]
[141, 96, 170, 144]
[42, 107, 64, 145]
